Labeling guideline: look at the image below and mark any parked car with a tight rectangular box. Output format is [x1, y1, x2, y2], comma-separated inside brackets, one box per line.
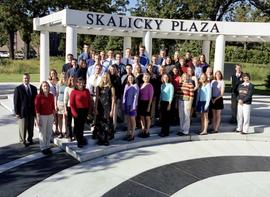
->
[0, 51, 9, 58]
[15, 52, 24, 59]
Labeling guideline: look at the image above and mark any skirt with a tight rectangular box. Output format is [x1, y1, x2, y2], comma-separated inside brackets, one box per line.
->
[212, 97, 224, 110]
[57, 101, 65, 114]
[124, 105, 137, 117]
[138, 100, 151, 116]
[196, 101, 208, 113]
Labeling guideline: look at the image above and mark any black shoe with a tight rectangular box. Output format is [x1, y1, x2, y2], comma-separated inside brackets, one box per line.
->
[109, 133, 115, 140]
[127, 136, 135, 141]
[41, 148, 52, 155]
[82, 137, 88, 145]
[159, 132, 168, 137]
[177, 132, 187, 136]
[47, 148, 53, 155]
[230, 119, 237, 124]
[104, 141, 110, 146]
[41, 149, 48, 155]
[144, 132, 150, 138]
[138, 132, 144, 138]
[123, 135, 130, 141]
[24, 142, 30, 147]
[77, 144, 84, 148]
[235, 130, 241, 132]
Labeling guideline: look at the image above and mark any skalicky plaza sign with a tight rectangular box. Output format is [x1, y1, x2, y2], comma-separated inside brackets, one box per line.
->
[86, 13, 220, 33]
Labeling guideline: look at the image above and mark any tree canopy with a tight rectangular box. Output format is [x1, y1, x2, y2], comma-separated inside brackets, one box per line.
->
[0, 0, 270, 59]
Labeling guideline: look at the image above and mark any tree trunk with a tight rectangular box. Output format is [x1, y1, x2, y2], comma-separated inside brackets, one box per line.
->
[8, 31, 15, 60]
[24, 41, 30, 59]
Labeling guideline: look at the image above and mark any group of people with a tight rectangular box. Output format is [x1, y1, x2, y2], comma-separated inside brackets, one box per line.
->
[13, 44, 254, 155]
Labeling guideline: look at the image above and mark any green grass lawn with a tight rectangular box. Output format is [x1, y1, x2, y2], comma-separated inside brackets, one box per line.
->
[0, 57, 64, 82]
[0, 73, 40, 82]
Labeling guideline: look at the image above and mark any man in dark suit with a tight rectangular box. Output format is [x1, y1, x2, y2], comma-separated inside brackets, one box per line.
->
[14, 73, 37, 146]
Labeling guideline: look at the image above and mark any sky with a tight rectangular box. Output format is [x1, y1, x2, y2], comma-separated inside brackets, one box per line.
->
[126, 0, 137, 15]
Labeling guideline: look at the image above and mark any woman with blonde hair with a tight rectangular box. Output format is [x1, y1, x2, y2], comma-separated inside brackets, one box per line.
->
[196, 73, 211, 135]
[95, 73, 116, 145]
[48, 69, 59, 135]
[55, 72, 67, 138]
[64, 76, 75, 141]
[138, 73, 154, 138]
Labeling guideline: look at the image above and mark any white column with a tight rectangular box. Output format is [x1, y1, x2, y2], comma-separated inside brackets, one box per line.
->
[214, 35, 225, 74]
[123, 36, 131, 55]
[66, 25, 77, 61]
[40, 31, 49, 82]
[202, 40, 210, 63]
[143, 31, 152, 59]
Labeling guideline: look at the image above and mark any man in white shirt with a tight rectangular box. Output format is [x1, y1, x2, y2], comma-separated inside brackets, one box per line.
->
[86, 64, 103, 96]
[122, 48, 133, 65]
[133, 55, 146, 73]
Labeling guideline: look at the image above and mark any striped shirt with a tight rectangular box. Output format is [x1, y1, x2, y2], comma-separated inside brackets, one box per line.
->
[176, 81, 195, 101]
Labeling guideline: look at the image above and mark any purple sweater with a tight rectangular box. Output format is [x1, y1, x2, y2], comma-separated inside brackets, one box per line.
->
[139, 83, 154, 101]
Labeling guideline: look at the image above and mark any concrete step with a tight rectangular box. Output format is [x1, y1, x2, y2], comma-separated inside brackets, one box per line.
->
[54, 121, 270, 162]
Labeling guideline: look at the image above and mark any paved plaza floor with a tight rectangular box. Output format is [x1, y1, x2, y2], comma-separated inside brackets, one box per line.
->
[0, 83, 270, 197]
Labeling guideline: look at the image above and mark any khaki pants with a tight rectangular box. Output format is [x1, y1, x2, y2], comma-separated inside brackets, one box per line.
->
[178, 99, 192, 134]
[39, 114, 54, 150]
[18, 115, 34, 143]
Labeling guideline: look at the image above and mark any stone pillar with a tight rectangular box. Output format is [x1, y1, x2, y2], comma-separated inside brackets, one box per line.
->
[202, 40, 210, 64]
[66, 25, 77, 61]
[123, 36, 131, 56]
[214, 35, 225, 74]
[143, 31, 152, 59]
[40, 31, 49, 82]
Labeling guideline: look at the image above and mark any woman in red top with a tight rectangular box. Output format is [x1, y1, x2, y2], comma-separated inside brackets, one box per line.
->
[35, 81, 55, 155]
[70, 77, 92, 148]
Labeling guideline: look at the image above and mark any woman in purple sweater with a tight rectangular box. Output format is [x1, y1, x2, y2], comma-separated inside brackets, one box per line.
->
[122, 75, 139, 141]
[138, 73, 154, 138]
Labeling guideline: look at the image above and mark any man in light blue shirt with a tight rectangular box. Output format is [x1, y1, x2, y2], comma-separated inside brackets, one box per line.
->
[103, 49, 115, 72]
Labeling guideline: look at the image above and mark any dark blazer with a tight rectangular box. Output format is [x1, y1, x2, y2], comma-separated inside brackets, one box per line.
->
[14, 84, 37, 118]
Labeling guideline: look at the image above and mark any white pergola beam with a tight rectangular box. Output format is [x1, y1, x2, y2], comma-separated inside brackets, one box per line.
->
[39, 10, 65, 26]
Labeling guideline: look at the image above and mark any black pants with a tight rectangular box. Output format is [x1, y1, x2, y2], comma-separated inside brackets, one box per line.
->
[160, 101, 171, 135]
[66, 107, 73, 139]
[74, 108, 88, 145]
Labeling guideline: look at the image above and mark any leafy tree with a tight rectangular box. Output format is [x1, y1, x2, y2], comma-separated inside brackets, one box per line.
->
[0, 0, 23, 59]
[249, 0, 270, 15]
[0, 23, 8, 47]
[106, 37, 123, 52]
[91, 36, 109, 51]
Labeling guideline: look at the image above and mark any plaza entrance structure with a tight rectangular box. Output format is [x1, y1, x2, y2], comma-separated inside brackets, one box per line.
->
[33, 8, 270, 81]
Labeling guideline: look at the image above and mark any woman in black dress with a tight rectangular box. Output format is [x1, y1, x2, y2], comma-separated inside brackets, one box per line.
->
[95, 73, 116, 145]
